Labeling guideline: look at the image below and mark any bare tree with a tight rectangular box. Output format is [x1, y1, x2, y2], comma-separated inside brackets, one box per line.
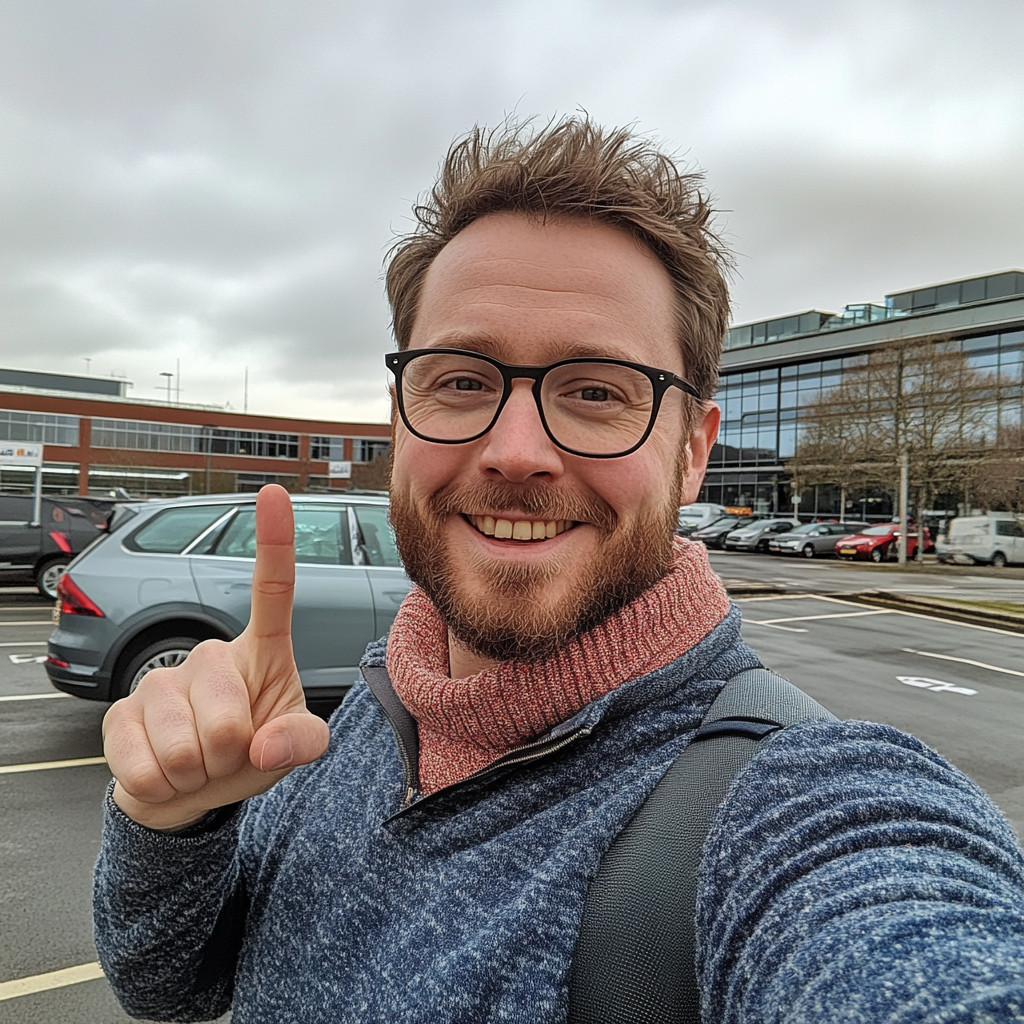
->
[788, 337, 1000, 531]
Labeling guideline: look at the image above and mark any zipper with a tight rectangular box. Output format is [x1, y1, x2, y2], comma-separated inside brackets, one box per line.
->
[385, 724, 592, 822]
[376, 705, 418, 806]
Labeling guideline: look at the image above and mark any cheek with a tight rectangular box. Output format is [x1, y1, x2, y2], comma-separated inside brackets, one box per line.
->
[391, 432, 461, 499]
[584, 450, 674, 519]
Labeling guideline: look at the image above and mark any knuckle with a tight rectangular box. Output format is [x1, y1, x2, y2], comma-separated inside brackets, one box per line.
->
[160, 740, 206, 780]
[117, 762, 173, 803]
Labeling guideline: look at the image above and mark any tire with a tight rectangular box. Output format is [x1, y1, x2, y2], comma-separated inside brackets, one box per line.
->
[870, 545, 886, 563]
[119, 636, 201, 699]
[755, 539, 770, 553]
[992, 551, 1008, 568]
[36, 557, 72, 600]
[801, 544, 815, 559]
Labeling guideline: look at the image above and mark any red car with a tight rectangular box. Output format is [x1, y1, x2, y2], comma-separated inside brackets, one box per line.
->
[834, 522, 931, 562]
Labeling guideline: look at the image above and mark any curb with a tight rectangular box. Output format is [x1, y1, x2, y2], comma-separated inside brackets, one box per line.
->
[854, 590, 1024, 633]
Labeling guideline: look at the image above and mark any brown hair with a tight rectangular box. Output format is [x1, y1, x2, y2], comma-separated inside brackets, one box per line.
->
[385, 116, 731, 401]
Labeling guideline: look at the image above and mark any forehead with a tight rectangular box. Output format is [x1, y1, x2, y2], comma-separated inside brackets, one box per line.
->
[409, 213, 682, 372]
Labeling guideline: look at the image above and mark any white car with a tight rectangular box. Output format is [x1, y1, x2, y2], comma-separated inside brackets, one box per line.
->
[936, 514, 1024, 567]
[676, 503, 726, 536]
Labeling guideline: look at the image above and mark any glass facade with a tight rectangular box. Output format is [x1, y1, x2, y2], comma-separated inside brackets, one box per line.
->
[702, 328, 1024, 514]
[92, 418, 300, 458]
[0, 410, 79, 446]
[353, 439, 390, 463]
[724, 271, 1024, 351]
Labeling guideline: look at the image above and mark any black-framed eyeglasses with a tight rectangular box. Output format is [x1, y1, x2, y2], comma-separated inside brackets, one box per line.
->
[386, 348, 700, 459]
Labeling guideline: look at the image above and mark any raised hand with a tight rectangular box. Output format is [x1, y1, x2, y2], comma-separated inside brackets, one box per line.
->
[103, 484, 331, 831]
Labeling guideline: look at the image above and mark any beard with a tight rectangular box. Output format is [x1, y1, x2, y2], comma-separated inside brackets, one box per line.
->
[388, 471, 682, 664]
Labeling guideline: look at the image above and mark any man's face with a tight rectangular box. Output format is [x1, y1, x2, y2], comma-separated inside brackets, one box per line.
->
[389, 213, 719, 664]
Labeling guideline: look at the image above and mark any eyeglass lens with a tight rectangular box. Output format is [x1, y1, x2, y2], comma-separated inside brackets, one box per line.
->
[399, 351, 657, 456]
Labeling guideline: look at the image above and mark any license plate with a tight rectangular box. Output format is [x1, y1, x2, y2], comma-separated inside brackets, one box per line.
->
[839, 547, 856, 555]
[51, 604, 60, 626]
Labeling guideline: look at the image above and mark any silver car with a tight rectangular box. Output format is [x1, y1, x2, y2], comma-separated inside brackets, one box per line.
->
[722, 518, 800, 553]
[768, 521, 870, 558]
[46, 493, 410, 713]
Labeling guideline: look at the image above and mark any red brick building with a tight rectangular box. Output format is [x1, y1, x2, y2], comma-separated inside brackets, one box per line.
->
[0, 367, 391, 498]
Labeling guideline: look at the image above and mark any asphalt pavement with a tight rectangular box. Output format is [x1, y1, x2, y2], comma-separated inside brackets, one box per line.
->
[1, 559, 1022, 1020]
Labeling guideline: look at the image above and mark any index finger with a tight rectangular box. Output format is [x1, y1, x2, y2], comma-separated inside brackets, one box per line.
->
[245, 484, 295, 645]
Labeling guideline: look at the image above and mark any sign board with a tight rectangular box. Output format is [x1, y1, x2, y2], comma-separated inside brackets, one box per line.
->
[328, 461, 352, 480]
[0, 444, 42, 467]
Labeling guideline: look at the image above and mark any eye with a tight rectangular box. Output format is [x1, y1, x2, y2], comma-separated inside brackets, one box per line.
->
[580, 387, 610, 402]
[453, 377, 483, 391]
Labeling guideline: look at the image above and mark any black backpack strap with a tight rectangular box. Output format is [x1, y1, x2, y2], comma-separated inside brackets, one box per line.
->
[567, 668, 835, 1024]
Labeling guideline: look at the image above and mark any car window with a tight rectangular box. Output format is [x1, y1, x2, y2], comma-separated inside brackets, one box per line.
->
[995, 520, 1024, 538]
[353, 505, 402, 567]
[861, 524, 895, 536]
[126, 505, 229, 554]
[293, 506, 351, 565]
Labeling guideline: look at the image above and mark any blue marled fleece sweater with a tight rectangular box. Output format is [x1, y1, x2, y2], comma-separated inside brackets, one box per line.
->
[94, 608, 1024, 1023]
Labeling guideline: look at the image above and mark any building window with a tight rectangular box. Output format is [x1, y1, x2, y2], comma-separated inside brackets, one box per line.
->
[91, 418, 299, 459]
[0, 410, 79, 446]
[310, 435, 346, 461]
[353, 439, 390, 463]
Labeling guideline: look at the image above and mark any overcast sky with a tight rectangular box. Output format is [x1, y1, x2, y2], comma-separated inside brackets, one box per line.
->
[1, 1, 1022, 423]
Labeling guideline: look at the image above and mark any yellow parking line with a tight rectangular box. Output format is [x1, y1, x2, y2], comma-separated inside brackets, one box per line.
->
[0, 962, 105, 1001]
[0, 756, 106, 775]
[0, 692, 70, 702]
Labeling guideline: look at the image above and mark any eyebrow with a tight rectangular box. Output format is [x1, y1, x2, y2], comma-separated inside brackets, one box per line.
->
[424, 333, 643, 365]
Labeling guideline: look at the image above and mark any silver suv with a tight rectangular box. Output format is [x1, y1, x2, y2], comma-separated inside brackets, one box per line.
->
[46, 493, 410, 713]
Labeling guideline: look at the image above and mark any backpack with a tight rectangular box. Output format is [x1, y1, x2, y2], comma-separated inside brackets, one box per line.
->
[566, 668, 835, 1023]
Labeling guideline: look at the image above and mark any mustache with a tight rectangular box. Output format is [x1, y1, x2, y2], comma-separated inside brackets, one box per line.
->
[427, 481, 618, 533]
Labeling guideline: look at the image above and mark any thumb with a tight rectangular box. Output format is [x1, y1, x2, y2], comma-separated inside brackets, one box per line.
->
[250, 711, 330, 773]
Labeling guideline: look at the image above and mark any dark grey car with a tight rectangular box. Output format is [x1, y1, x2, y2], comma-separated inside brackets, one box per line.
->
[768, 521, 869, 558]
[46, 493, 410, 712]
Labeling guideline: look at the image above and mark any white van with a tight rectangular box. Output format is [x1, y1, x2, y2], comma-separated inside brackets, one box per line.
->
[937, 514, 1024, 567]
[676, 503, 726, 536]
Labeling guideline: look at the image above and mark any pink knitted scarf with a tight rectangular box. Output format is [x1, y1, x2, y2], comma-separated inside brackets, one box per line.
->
[385, 538, 731, 794]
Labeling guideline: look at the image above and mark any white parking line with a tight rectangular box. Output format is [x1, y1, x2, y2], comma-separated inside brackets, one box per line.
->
[0, 756, 106, 774]
[901, 648, 1024, 678]
[0, 641, 47, 647]
[747, 609, 892, 626]
[0, 621, 57, 626]
[0, 962, 105, 1002]
[0, 692, 69, 702]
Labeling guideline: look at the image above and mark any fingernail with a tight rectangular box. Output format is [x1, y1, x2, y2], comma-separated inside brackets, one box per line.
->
[259, 734, 293, 772]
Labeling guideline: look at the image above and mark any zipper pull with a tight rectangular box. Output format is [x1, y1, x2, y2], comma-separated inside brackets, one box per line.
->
[404, 786, 417, 807]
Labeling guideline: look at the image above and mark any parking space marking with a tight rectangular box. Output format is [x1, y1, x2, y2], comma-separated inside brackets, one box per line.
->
[0, 962, 105, 1002]
[0, 756, 106, 774]
[901, 647, 1024, 678]
[0, 641, 46, 647]
[8, 653, 48, 664]
[747, 609, 892, 626]
[0, 692, 69, 701]
[0, 620, 58, 626]
[741, 620, 808, 633]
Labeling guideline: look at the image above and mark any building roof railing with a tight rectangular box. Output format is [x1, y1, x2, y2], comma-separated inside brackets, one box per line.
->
[725, 269, 1024, 352]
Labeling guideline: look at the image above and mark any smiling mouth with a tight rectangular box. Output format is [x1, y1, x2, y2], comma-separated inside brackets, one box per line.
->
[465, 514, 577, 542]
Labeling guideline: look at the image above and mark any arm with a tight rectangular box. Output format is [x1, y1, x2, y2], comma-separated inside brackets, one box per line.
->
[94, 486, 329, 1019]
[697, 719, 1024, 1023]
[94, 790, 247, 1022]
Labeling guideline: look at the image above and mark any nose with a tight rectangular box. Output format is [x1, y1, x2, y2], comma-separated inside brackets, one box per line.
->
[477, 378, 564, 483]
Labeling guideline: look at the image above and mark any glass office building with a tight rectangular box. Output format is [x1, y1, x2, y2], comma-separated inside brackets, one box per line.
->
[701, 270, 1024, 517]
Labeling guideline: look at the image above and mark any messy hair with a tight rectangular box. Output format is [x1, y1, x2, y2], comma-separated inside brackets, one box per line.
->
[385, 116, 731, 401]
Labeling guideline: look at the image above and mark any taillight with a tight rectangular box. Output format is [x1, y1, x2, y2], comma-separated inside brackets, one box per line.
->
[56, 573, 105, 617]
[48, 530, 72, 553]
[46, 655, 70, 669]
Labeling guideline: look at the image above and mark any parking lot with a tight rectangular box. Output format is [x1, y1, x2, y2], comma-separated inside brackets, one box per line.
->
[2, 558, 1023, 1021]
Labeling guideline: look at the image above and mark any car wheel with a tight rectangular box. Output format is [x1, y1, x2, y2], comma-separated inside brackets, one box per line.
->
[992, 551, 1008, 568]
[120, 636, 201, 699]
[801, 544, 815, 559]
[756, 539, 769, 553]
[36, 557, 72, 600]
[870, 545, 886, 563]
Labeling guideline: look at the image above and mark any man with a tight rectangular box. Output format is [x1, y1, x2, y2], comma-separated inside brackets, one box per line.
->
[96, 119, 1024, 1023]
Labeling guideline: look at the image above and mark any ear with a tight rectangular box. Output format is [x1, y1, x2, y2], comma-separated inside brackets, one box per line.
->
[680, 402, 720, 506]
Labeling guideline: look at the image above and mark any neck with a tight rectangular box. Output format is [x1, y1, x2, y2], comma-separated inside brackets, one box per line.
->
[448, 630, 500, 679]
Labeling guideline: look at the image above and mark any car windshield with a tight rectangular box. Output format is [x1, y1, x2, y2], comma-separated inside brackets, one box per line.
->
[861, 524, 896, 536]
[785, 524, 814, 535]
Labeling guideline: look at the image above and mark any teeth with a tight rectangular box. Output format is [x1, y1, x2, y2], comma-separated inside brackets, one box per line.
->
[469, 515, 574, 542]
